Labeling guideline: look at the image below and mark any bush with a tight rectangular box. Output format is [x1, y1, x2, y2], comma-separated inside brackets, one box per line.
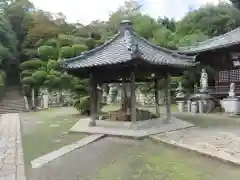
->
[85, 38, 96, 50]
[72, 44, 88, 56]
[74, 96, 90, 115]
[58, 34, 74, 47]
[20, 70, 35, 78]
[47, 60, 59, 70]
[20, 59, 45, 70]
[38, 46, 58, 61]
[59, 46, 74, 59]
[95, 39, 105, 46]
[21, 76, 35, 86]
[31, 70, 48, 85]
[44, 38, 58, 47]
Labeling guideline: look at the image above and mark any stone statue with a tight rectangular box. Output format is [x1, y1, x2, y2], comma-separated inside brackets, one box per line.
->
[176, 81, 184, 98]
[200, 69, 208, 92]
[229, 83, 236, 97]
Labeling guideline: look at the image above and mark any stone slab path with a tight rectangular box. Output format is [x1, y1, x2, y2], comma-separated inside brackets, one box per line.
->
[0, 113, 26, 180]
[31, 134, 106, 169]
[151, 127, 240, 165]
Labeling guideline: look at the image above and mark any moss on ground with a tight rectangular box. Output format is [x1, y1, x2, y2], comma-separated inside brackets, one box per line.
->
[91, 140, 240, 180]
[21, 107, 86, 167]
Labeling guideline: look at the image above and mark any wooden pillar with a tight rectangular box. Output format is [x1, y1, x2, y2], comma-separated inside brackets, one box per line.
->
[130, 71, 137, 126]
[96, 85, 101, 114]
[165, 73, 171, 123]
[89, 75, 97, 127]
[154, 79, 160, 117]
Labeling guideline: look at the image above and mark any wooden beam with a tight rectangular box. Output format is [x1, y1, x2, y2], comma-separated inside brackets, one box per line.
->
[154, 79, 160, 117]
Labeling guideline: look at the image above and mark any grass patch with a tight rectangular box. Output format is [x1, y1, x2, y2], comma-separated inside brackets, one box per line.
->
[91, 140, 240, 180]
[174, 113, 240, 128]
[21, 107, 86, 167]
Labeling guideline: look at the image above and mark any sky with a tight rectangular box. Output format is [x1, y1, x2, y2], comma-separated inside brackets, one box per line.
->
[30, 0, 230, 25]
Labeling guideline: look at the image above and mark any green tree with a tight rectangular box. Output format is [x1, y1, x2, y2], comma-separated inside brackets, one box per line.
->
[230, 0, 240, 9]
[176, 3, 240, 37]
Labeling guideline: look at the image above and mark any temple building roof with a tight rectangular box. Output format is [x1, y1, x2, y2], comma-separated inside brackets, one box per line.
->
[178, 27, 240, 54]
[62, 20, 196, 70]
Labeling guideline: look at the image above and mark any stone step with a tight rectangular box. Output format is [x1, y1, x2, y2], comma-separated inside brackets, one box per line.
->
[0, 101, 24, 104]
[0, 88, 25, 113]
[0, 106, 25, 110]
[0, 108, 25, 112]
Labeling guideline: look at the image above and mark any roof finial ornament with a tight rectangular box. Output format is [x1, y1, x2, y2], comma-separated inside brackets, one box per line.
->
[120, 12, 133, 30]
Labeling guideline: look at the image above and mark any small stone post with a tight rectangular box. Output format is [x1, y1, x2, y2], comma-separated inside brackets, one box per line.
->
[42, 89, 49, 109]
[23, 96, 29, 111]
[191, 101, 198, 113]
[177, 101, 185, 112]
[198, 100, 204, 114]
[187, 100, 191, 113]
[176, 81, 185, 113]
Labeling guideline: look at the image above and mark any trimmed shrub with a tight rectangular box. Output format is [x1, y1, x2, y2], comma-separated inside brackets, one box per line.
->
[59, 46, 74, 59]
[85, 38, 96, 50]
[20, 59, 45, 70]
[47, 60, 59, 70]
[38, 46, 58, 61]
[72, 44, 88, 56]
[74, 96, 90, 115]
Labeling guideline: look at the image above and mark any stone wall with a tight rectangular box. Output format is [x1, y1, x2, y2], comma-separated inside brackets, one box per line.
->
[136, 91, 165, 105]
[109, 86, 165, 105]
[38, 89, 76, 108]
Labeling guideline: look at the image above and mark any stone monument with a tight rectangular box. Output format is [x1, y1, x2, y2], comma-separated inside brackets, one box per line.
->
[200, 69, 208, 93]
[107, 84, 117, 104]
[175, 81, 185, 112]
[188, 69, 215, 113]
[42, 89, 49, 109]
[221, 82, 240, 115]
[229, 82, 236, 98]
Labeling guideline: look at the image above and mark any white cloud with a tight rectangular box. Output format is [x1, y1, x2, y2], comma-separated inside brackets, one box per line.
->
[30, 0, 230, 25]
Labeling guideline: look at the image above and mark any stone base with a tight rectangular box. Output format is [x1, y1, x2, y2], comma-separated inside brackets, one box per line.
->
[221, 97, 240, 114]
[130, 122, 138, 130]
[88, 120, 96, 127]
[176, 101, 185, 112]
[70, 117, 194, 138]
[191, 101, 198, 113]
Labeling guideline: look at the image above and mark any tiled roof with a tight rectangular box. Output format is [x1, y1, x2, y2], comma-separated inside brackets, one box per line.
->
[63, 20, 197, 69]
[178, 27, 240, 54]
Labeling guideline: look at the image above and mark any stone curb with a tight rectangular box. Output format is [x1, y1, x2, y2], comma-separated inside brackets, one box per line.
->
[150, 136, 240, 166]
[31, 134, 106, 169]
